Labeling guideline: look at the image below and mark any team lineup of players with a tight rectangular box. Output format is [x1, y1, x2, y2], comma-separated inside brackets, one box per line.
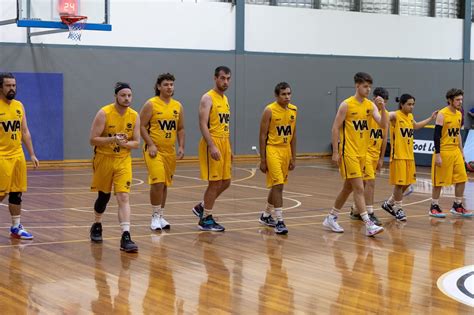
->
[0, 68, 471, 252]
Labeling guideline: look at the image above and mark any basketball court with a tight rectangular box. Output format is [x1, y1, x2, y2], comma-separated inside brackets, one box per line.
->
[0, 0, 473, 313]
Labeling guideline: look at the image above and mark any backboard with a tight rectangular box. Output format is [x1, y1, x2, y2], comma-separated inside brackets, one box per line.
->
[16, 0, 111, 31]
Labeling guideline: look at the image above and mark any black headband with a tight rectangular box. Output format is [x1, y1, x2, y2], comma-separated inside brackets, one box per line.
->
[115, 83, 131, 94]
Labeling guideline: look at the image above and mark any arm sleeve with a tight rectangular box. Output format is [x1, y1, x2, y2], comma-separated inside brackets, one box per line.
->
[434, 124, 442, 154]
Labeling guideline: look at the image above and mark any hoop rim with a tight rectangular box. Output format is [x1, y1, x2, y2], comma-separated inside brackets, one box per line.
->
[60, 15, 88, 25]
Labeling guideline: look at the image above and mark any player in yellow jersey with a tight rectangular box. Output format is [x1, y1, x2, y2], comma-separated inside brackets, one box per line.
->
[381, 94, 437, 221]
[258, 82, 297, 235]
[140, 73, 185, 230]
[0, 73, 39, 240]
[192, 66, 232, 232]
[350, 87, 389, 226]
[89, 82, 140, 252]
[324, 72, 386, 237]
[430, 88, 472, 217]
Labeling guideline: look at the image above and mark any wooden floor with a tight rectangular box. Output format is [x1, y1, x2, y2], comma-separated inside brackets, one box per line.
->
[0, 158, 472, 314]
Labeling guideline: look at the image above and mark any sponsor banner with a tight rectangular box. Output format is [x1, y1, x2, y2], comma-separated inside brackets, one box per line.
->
[413, 139, 435, 154]
[464, 129, 474, 162]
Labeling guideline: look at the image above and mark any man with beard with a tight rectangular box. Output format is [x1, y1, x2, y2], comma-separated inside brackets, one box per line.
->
[192, 66, 232, 231]
[140, 73, 185, 230]
[89, 82, 140, 252]
[0, 73, 39, 239]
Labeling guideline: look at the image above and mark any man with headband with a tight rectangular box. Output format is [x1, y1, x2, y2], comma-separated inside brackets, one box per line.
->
[89, 82, 140, 253]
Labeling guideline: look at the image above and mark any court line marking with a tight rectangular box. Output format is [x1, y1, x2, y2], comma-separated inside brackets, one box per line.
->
[0, 198, 431, 248]
[24, 167, 257, 195]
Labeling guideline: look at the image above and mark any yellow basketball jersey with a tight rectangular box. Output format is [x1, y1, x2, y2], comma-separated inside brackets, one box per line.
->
[207, 89, 230, 138]
[94, 103, 138, 157]
[439, 106, 462, 152]
[339, 96, 373, 157]
[0, 99, 23, 157]
[266, 102, 297, 146]
[391, 110, 414, 160]
[367, 109, 388, 160]
[145, 96, 181, 155]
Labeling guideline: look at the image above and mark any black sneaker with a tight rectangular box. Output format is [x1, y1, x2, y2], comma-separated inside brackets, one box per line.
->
[192, 203, 204, 219]
[90, 222, 103, 243]
[274, 221, 288, 235]
[369, 213, 382, 226]
[350, 206, 362, 221]
[259, 213, 277, 227]
[120, 231, 138, 253]
[198, 215, 225, 232]
[395, 208, 407, 221]
[381, 201, 396, 217]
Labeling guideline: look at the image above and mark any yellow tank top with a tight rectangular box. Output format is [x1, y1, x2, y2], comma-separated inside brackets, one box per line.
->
[145, 96, 182, 155]
[0, 99, 24, 158]
[439, 106, 462, 152]
[367, 109, 388, 159]
[207, 89, 230, 138]
[94, 103, 138, 157]
[266, 102, 297, 146]
[391, 110, 414, 160]
[339, 96, 373, 157]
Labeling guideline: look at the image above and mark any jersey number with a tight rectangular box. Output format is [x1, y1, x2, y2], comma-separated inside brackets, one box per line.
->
[11, 134, 17, 140]
[165, 132, 171, 139]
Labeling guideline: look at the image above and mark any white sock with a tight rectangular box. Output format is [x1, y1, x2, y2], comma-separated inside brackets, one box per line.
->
[264, 203, 274, 216]
[274, 208, 283, 221]
[360, 211, 371, 224]
[431, 199, 439, 205]
[366, 205, 374, 214]
[330, 207, 340, 216]
[204, 208, 212, 217]
[11, 215, 20, 227]
[393, 201, 402, 211]
[387, 195, 395, 205]
[120, 222, 130, 232]
[152, 205, 161, 216]
[454, 197, 463, 204]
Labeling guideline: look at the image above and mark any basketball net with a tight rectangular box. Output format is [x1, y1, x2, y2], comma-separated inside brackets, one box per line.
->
[60, 15, 87, 41]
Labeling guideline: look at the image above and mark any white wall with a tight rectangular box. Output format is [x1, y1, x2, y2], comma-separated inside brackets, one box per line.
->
[245, 5, 463, 60]
[471, 23, 474, 60]
[1, 1, 235, 51]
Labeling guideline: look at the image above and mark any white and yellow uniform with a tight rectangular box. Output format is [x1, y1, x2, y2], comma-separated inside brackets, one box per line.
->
[0, 99, 27, 196]
[143, 96, 182, 186]
[198, 89, 232, 181]
[91, 104, 138, 193]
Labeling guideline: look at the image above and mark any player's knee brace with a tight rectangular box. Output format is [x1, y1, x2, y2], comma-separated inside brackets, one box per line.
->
[94, 191, 111, 214]
[8, 192, 22, 205]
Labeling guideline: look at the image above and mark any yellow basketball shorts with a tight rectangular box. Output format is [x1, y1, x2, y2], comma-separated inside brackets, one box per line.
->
[431, 151, 467, 187]
[390, 159, 416, 186]
[339, 155, 365, 179]
[266, 145, 292, 188]
[143, 148, 176, 186]
[91, 154, 132, 193]
[363, 156, 379, 181]
[199, 137, 232, 181]
[0, 154, 27, 196]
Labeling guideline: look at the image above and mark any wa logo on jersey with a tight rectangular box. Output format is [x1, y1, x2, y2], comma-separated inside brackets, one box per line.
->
[370, 129, 383, 139]
[400, 128, 414, 138]
[158, 120, 177, 131]
[276, 125, 292, 136]
[1, 120, 20, 132]
[447, 128, 460, 137]
[352, 120, 368, 131]
[219, 113, 230, 124]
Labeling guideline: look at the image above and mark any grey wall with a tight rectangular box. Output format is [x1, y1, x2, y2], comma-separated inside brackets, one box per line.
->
[0, 43, 470, 159]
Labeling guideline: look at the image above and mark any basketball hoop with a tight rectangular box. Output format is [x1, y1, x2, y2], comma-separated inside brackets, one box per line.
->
[60, 15, 87, 41]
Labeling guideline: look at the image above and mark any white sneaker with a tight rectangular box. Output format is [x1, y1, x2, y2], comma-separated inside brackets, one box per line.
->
[160, 217, 170, 230]
[365, 221, 384, 237]
[323, 215, 344, 233]
[150, 213, 162, 230]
